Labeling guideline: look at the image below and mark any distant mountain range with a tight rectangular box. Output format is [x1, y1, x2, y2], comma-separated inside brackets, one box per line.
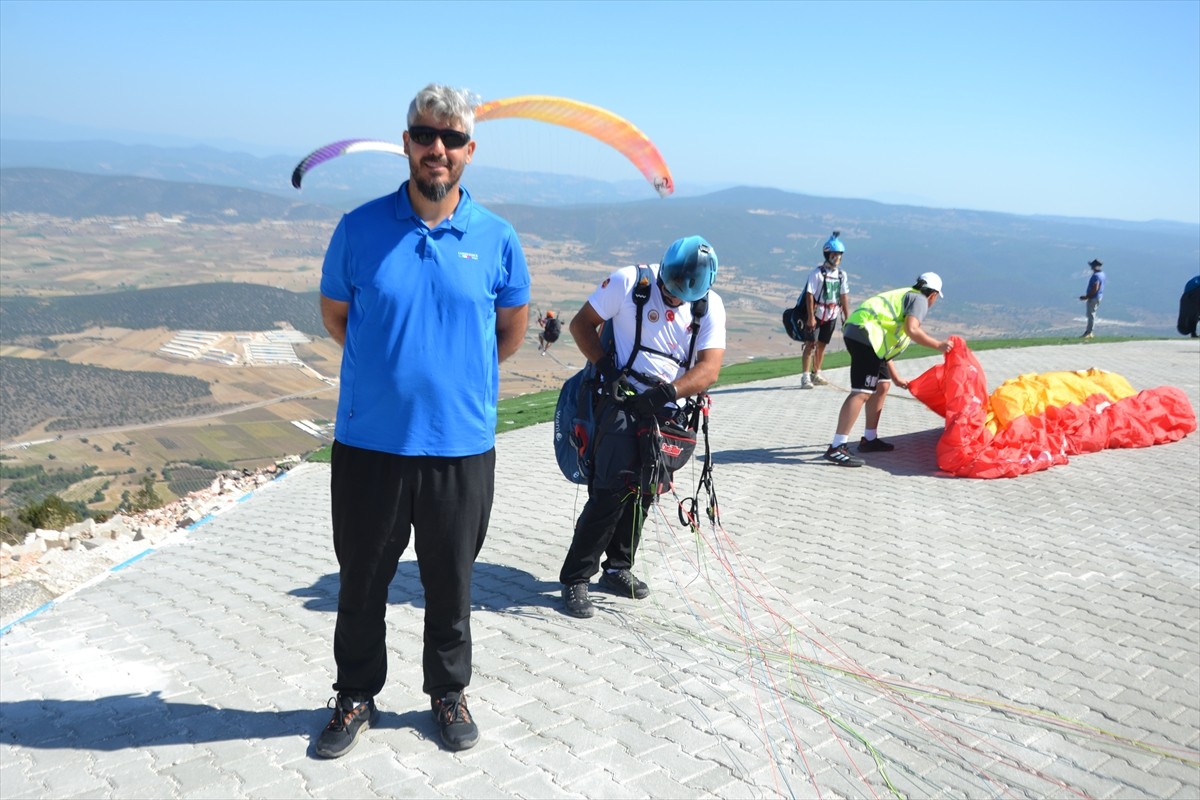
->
[0, 138, 683, 209]
[2, 139, 1198, 337]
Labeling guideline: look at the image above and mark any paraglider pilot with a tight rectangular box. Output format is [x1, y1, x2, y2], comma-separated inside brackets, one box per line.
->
[559, 237, 727, 619]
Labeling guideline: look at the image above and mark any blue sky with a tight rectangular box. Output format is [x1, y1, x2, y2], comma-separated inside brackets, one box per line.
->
[2, 0, 1198, 223]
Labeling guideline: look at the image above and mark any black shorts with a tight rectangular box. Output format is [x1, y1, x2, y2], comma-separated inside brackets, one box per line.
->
[845, 337, 890, 393]
[810, 318, 837, 345]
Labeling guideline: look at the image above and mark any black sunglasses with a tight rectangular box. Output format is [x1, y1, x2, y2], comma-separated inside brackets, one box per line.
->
[408, 126, 471, 149]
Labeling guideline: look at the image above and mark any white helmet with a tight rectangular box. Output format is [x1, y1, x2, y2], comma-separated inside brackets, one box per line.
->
[917, 272, 944, 297]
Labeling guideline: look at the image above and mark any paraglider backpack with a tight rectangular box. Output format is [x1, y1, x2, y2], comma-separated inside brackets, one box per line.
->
[553, 265, 707, 485]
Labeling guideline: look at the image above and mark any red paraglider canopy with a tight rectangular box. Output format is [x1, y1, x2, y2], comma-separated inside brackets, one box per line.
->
[907, 337, 1197, 478]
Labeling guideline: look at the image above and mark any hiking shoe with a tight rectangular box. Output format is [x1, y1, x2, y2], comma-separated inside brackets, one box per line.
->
[315, 694, 377, 758]
[811, 373, 829, 386]
[599, 568, 650, 599]
[799, 374, 814, 389]
[562, 583, 594, 618]
[432, 691, 479, 751]
[823, 444, 864, 467]
[858, 436, 895, 453]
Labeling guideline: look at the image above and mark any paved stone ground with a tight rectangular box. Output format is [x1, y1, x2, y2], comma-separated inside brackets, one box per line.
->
[1, 340, 1197, 799]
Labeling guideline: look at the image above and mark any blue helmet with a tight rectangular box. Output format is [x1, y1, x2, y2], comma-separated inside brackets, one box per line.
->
[823, 231, 845, 254]
[659, 236, 718, 302]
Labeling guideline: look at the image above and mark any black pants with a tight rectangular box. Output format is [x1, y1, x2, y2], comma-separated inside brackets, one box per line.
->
[559, 403, 655, 585]
[329, 441, 495, 699]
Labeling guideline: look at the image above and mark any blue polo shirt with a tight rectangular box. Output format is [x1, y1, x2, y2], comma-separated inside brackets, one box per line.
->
[320, 183, 530, 456]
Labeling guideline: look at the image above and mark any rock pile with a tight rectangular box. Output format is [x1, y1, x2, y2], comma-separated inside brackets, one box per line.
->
[1, 465, 290, 627]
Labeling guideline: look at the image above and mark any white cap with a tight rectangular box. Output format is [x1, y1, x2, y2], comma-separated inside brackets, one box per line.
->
[918, 272, 944, 298]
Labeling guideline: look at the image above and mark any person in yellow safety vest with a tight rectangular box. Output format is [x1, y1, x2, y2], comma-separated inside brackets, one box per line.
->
[822, 272, 954, 467]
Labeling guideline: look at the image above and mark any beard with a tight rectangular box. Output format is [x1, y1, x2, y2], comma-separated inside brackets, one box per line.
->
[412, 157, 464, 202]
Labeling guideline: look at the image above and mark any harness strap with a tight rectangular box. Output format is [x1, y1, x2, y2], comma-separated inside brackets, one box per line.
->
[620, 264, 708, 388]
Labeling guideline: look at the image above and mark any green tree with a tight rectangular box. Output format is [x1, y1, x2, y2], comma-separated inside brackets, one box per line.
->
[17, 494, 82, 531]
[120, 475, 163, 513]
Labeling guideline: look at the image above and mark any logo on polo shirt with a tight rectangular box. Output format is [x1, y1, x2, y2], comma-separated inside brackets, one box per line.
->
[458, 252, 479, 260]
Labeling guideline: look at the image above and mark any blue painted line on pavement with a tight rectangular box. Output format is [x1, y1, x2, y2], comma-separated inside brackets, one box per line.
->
[110, 548, 155, 572]
[1, 466, 302, 636]
[186, 514, 215, 530]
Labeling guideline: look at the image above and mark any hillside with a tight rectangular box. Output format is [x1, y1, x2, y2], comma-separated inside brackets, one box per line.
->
[0, 283, 325, 341]
[0, 357, 223, 440]
[4, 165, 1198, 337]
[0, 168, 337, 222]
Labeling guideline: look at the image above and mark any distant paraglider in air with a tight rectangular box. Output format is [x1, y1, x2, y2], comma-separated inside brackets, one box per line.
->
[291, 95, 673, 197]
[473, 95, 672, 197]
[290, 139, 408, 189]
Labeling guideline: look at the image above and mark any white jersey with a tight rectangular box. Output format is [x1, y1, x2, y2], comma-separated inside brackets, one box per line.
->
[805, 265, 849, 323]
[588, 264, 727, 393]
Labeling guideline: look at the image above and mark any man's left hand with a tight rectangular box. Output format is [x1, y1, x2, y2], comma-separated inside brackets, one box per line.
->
[631, 383, 677, 417]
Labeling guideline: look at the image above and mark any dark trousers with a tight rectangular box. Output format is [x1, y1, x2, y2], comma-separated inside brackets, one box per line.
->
[330, 441, 495, 699]
[559, 403, 655, 585]
[559, 486, 654, 585]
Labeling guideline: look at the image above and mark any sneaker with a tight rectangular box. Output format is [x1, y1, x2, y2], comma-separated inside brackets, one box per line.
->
[858, 436, 895, 452]
[562, 582, 594, 618]
[799, 374, 813, 390]
[1081, 332, 1094, 339]
[432, 691, 479, 751]
[315, 694, 377, 758]
[823, 444, 864, 467]
[599, 568, 650, 599]
[811, 373, 829, 386]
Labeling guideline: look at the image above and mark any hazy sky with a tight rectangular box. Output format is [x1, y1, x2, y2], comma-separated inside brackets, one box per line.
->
[2, 0, 1198, 223]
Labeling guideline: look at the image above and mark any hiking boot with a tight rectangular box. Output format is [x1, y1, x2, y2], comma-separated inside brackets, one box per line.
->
[432, 691, 479, 751]
[811, 373, 829, 386]
[562, 582, 594, 618]
[799, 373, 813, 389]
[315, 694, 377, 759]
[599, 568, 650, 599]
[823, 444, 864, 467]
[858, 436, 895, 453]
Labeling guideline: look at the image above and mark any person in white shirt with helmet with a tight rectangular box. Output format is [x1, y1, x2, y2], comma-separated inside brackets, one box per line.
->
[799, 231, 851, 389]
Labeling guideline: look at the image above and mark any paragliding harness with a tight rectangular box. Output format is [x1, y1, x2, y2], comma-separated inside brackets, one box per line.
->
[543, 315, 561, 343]
[553, 265, 710, 499]
[782, 265, 846, 342]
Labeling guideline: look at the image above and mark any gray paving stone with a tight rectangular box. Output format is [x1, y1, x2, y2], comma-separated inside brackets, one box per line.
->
[0, 340, 1197, 798]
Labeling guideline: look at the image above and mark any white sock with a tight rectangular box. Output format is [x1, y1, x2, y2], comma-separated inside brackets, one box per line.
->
[831, 434, 849, 448]
[864, 429, 878, 441]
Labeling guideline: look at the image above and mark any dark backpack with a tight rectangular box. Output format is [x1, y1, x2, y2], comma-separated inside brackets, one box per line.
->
[543, 316, 561, 342]
[782, 294, 813, 342]
[553, 265, 707, 484]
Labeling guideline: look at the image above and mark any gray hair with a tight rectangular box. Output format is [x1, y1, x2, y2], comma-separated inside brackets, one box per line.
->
[407, 84, 481, 136]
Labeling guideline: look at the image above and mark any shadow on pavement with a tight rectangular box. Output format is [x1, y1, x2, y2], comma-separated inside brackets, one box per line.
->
[0, 693, 444, 755]
[290, 561, 562, 614]
[711, 428, 946, 477]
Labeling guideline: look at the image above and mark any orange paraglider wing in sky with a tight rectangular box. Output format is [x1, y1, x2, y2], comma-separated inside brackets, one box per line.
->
[474, 95, 674, 197]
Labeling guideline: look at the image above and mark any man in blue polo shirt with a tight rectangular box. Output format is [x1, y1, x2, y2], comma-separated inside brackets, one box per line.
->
[315, 83, 530, 757]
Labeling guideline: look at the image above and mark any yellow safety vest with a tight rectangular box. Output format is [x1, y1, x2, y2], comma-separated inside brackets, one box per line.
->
[846, 287, 915, 360]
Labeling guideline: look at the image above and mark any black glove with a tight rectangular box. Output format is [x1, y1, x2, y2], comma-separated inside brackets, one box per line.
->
[595, 352, 622, 384]
[631, 382, 677, 417]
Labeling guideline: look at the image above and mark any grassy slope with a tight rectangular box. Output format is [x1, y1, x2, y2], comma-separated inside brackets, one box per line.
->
[306, 335, 1149, 462]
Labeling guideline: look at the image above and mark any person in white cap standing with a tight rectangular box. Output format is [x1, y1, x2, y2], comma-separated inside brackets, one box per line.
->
[822, 273, 953, 467]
